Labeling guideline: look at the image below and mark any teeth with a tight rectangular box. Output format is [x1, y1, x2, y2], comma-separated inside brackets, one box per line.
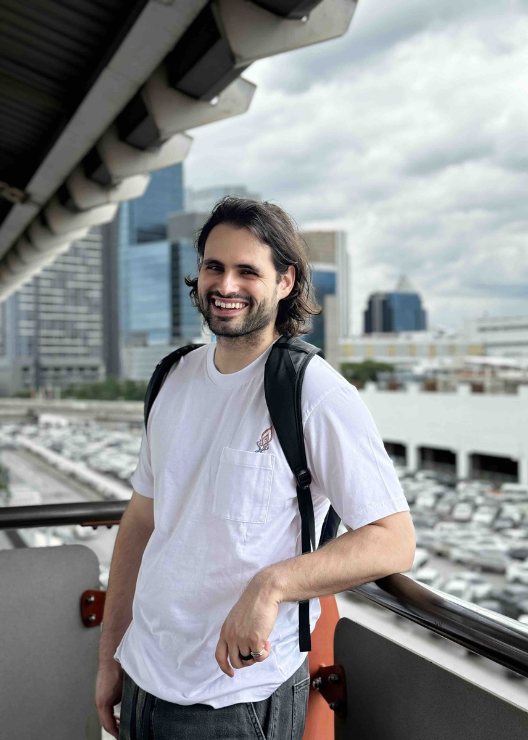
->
[214, 300, 245, 309]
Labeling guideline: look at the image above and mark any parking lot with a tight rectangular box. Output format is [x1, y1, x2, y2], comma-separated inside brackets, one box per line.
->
[1, 418, 528, 623]
[402, 469, 528, 623]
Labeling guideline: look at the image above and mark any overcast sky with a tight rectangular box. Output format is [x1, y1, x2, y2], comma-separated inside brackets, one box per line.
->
[185, 0, 528, 334]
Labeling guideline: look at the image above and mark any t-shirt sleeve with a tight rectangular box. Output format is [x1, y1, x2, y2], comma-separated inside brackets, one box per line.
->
[304, 384, 409, 531]
[129, 427, 154, 498]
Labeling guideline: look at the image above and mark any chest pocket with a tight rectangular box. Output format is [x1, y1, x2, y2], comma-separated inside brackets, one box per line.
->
[213, 447, 275, 524]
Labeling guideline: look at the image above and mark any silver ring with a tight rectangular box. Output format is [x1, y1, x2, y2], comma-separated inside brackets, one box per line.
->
[250, 649, 265, 657]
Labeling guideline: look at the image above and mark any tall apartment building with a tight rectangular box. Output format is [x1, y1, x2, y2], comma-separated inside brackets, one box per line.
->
[0, 229, 104, 396]
[364, 275, 427, 334]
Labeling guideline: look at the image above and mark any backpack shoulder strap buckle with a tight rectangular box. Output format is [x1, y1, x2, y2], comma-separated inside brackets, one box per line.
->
[295, 468, 312, 489]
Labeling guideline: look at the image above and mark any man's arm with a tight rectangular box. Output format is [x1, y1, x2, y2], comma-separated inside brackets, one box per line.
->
[95, 490, 154, 738]
[259, 510, 415, 602]
[216, 511, 415, 676]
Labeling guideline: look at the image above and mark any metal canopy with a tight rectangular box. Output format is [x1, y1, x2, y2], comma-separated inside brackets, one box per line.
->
[0, 0, 150, 223]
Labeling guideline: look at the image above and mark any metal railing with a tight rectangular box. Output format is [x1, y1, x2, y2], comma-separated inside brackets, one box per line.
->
[2, 501, 528, 678]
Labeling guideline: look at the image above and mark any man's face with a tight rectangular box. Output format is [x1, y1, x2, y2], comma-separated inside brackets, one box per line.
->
[196, 224, 292, 339]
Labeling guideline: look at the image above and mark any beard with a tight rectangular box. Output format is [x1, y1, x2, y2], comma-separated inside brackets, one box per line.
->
[196, 287, 278, 341]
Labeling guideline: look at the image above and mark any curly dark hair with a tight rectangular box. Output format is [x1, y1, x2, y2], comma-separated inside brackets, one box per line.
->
[184, 197, 321, 337]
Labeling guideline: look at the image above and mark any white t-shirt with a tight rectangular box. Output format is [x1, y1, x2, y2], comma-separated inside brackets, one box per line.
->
[115, 341, 409, 708]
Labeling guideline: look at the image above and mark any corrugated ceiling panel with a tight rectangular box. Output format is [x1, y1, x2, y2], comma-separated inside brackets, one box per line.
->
[0, 0, 150, 222]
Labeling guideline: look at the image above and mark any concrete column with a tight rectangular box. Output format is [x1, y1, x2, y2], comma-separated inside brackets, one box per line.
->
[407, 444, 419, 473]
[457, 450, 470, 481]
[519, 456, 528, 486]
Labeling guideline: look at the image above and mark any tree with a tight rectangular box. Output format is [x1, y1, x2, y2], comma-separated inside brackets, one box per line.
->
[62, 377, 148, 401]
[341, 360, 394, 386]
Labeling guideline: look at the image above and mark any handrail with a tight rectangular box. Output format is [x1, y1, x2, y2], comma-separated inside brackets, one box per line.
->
[1, 502, 527, 677]
[0, 501, 127, 529]
[352, 575, 528, 678]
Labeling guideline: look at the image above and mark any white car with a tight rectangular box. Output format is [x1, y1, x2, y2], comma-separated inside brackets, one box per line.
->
[413, 567, 443, 589]
[442, 578, 475, 602]
[410, 547, 429, 572]
[452, 503, 473, 522]
[472, 506, 498, 527]
[506, 559, 528, 585]
[450, 571, 493, 601]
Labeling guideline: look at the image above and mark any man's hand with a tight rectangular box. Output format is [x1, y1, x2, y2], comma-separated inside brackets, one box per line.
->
[95, 661, 123, 739]
[215, 575, 279, 677]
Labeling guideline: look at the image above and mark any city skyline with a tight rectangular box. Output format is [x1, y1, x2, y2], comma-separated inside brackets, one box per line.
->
[184, 0, 528, 334]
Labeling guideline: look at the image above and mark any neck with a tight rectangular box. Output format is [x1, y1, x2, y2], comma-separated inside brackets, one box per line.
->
[213, 325, 280, 374]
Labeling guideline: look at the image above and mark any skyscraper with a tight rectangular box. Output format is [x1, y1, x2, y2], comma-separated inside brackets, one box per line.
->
[301, 231, 351, 354]
[102, 163, 187, 376]
[0, 229, 104, 395]
[364, 275, 427, 334]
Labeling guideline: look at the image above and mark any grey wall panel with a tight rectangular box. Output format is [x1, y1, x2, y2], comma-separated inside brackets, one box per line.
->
[334, 617, 528, 740]
[0, 545, 101, 739]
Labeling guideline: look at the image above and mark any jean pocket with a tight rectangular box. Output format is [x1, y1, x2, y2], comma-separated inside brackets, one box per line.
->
[213, 447, 275, 523]
[291, 676, 310, 740]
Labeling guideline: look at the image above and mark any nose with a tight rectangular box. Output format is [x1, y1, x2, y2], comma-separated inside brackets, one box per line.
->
[215, 269, 241, 297]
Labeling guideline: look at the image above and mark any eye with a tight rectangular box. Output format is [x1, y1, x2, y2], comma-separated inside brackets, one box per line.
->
[205, 265, 221, 271]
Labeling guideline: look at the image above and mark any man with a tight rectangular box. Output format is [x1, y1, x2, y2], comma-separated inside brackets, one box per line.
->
[96, 197, 415, 739]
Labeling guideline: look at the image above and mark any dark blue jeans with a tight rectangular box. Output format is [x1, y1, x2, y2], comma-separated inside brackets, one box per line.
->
[119, 656, 310, 740]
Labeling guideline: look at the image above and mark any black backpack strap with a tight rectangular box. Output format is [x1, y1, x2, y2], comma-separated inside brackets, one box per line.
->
[144, 344, 204, 428]
[264, 336, 324, 652]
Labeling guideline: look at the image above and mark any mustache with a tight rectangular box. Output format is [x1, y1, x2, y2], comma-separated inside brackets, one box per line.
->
[207, 292, 252, 303]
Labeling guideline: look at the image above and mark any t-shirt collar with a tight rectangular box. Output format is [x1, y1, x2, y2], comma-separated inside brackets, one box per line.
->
[206, 336, 281, 388]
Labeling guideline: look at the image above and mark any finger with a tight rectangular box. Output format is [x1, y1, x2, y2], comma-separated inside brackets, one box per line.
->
[215, 638, 234, 678]
[250, 640, 272, 663]
[238, 645, 255, 667]
[228, 641, 244, 671]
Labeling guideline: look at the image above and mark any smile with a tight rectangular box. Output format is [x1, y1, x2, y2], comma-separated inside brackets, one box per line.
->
[210, 298, 249, 315]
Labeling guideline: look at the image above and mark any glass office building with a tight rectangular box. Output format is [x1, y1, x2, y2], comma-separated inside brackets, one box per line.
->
[364, 276, 427, 334]
[304, 268, 337, 354]
[117, 163, 197, 346]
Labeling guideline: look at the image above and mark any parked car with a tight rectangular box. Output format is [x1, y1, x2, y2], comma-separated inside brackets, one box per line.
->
[489, 585, 528, 619]
[410, 548, 429, 572]
[508, 547, 528, 561]
[413, 567, 443, 590]
[476, 599, 507, 616]
[449, 547, 475, 566]
[506, 559, 528, 585]
[451, 571, 493, 598]
[442, 577, 475, 602]
[500, 505, 523, 525]
[432, 532, 468, 558]
[415, 530, 437, 549]
[435, 497, 455, 517]
[452, 502, 473, 522]
[494, 517, 516, 532]
[469, 548, 510, 574]
[472, 505, 498, 527]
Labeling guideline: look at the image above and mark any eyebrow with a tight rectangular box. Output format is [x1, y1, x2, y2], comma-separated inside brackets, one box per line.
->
[202, 258, 261, 273]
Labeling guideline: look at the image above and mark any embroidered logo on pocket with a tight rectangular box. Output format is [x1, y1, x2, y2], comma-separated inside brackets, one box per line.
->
[255, 425, 273, 453]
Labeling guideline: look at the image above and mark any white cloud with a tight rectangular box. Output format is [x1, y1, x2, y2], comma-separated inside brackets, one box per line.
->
[185, 0, 528, 333]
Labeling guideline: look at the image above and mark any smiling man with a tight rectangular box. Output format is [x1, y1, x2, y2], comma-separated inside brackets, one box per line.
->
[96, 197, 415, 739]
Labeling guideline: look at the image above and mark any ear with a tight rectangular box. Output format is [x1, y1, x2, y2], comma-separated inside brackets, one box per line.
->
[278, 265, 295, 301]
